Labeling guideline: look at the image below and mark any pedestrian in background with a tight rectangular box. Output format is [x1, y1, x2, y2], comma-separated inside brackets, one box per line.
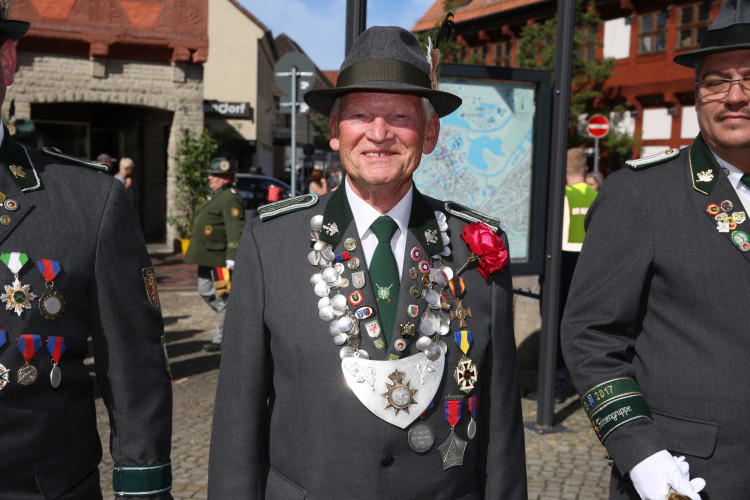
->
[0, 6, 173, 498]
[562, 0, 750, 497]
[307, 168, 328, 195]
[585, 171, 604, 191]
[183, 158, 244, 352]
[116, 156, 135, 204]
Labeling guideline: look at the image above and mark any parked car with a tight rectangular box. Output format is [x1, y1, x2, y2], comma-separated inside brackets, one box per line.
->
[234, 174, 292, 219]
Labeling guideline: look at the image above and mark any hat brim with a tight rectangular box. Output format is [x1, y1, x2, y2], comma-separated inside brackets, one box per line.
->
[305, 82, 462, 118]
[0, 20, 30, 41]
[674, 43, 750, 68]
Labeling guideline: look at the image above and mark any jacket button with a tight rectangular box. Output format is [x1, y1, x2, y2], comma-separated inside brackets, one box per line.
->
[380, 454, 394, 467]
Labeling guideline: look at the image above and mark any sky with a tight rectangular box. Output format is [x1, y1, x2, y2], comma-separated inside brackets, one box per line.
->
[237, 0, 435, 71]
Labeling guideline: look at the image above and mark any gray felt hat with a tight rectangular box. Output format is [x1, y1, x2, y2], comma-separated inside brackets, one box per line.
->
[674, 0, 750, 67]
[0, 1, 29, 41]
[304, 26, 462, 118]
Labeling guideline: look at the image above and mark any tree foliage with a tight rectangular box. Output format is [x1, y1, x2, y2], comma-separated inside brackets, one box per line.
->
[168, 128, 218, 238]
[515, 0, 640, 156]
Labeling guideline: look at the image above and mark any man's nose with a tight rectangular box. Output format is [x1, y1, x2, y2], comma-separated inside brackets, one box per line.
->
[366, 117, 392, 142]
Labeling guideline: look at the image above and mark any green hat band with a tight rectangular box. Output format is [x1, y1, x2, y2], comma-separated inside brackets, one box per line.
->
[337, 59, 431, 89]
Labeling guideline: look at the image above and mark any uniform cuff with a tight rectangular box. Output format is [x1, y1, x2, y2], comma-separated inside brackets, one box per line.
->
[581, 377, 652, 443]
[113, 460, 172, 497]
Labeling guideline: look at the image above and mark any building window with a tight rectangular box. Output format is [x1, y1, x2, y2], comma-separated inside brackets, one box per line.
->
[493, 41, 512, 67]
[677, 3, 711, 50]
[638, 11, 668, 55]
[576, 27, 597, 61]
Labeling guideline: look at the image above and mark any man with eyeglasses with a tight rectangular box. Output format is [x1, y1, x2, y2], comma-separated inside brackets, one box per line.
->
[561, 1, 750, 499]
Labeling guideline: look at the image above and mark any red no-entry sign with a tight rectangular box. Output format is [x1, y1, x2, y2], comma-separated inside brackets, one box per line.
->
[587, 114, 610, 139]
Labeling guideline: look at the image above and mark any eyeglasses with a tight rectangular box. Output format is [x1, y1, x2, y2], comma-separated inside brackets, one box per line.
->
[695, 76, 750, 101]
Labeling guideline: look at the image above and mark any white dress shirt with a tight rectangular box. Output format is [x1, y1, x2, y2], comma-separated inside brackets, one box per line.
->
[345, 178, 412, 279]
[711, 151, 750, 210]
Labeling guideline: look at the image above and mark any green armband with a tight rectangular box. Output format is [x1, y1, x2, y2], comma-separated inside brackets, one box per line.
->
[113, 460, 172, 497]
[581, 377, 652, 443]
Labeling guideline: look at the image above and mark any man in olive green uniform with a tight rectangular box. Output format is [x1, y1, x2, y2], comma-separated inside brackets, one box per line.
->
[183, 158, 244, 352]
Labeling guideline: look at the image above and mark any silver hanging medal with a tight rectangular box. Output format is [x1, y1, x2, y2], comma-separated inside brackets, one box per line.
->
[467, 394, 478, 439]
[36, 259, 65, 320]
[408, 402, 435, 453]
[47, 336, 66, 389]
[439, 396, 467, 469]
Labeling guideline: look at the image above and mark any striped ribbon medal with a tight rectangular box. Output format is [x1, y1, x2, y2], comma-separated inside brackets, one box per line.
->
[16, 334, 41, 385]
[0, 252, 37, 316]
[438, 396, 467, 470]
[0, 329, 9, 391]
[47, 336, 66, 388]
[36, 259, 65, 320]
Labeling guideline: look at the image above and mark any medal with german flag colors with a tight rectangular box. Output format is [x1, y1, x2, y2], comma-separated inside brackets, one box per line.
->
[36, 258, 65, 320]
[16, 334, 41, 385]
[1, 252, 36, 316]
[47, 336, 66, 388]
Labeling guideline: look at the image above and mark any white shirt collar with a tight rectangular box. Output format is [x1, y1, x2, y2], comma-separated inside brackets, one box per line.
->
[711, 150, 744, 188]
[345, 178, 413, 238]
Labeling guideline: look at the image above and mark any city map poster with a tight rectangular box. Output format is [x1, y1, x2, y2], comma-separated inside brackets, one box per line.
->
[414, 65, 551, 275]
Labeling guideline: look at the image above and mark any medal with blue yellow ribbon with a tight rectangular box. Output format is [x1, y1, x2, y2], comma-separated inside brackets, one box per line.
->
[1, 252, 36, 316]
[16, 334, 41, 385]
[37, 258, 65, 320]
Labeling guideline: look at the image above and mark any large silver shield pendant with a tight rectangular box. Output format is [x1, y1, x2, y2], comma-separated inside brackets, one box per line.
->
[341, 352, 445, 429]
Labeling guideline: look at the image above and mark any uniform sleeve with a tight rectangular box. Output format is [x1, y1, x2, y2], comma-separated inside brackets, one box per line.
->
[89, 180, 173, 499]
[223, 194, 245, 261]
[561, 172, 667, 475]
[208, 220, 271, 497]
[480, 231, 528, 499]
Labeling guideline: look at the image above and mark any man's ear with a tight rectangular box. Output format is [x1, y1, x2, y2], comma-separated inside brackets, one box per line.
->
[329, 115, 340, 152]
[422, 112, 440, 155]
[0, 39, 17, 88]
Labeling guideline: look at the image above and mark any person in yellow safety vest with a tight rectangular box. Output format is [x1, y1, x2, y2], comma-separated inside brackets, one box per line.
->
[557, 148, 598, 401]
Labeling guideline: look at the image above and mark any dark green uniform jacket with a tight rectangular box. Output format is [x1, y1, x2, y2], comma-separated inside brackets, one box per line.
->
[0, 131, 172, 499]
[183, 186, 244, 268]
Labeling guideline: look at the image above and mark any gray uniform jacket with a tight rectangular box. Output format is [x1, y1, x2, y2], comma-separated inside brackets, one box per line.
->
[561, 135, 750, 499]
[0, 133, 173, 498]
[208, 185, 526, 499]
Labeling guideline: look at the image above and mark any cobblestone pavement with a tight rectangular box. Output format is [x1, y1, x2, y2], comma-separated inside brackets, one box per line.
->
[93, 292, 611, 499]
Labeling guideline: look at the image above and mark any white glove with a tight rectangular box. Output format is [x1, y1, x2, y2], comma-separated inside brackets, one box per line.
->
[225, 260, 235, 271]
[629, 450, 705, 500]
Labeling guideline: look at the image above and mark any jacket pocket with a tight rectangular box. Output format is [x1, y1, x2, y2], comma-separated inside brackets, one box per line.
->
[34, 429, 103, 498]
[266, 467, 307, 499]
[651, 408, 718, 458]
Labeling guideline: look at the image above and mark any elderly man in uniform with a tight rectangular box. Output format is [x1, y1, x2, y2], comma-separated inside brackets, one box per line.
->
[183, 157, 244, 352]
[208, 25, 527, 498]
[0, 5, 173, 499]
[562, 1, 750, 498]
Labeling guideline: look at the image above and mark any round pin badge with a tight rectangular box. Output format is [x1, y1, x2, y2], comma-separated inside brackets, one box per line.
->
[408, 267, 418, 280]
[741, 241, 750, 252]
[4, 199, 18, 211]
[410, 285, 421, 298]
[715, 212, 728, 222]
[706, 203, 721, 216]
[334, 263, 345, 274]
[340, 278, 350, 288]
[394, 339, 407, 351]
[732, 231, 749, 246]
[411, 247, 422, 261]
[419, 261, 430, 274]
[721, 200, 733, 213]
[347, 257, 360, 271]
[344, 238, 357, 251]
[0, 215, 10, 225]
[348, 291, 364, 306]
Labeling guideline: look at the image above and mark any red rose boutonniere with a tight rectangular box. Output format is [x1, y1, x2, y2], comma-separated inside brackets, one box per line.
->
[457, 222, 509, 281]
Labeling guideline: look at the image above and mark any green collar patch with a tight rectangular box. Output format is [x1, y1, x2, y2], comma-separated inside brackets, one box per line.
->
[689, 134, 721, 195]
[409, 188, 443, 257]
[41, 147, 110, 173]
[1, 133, 40, 191]
[443, 201, 500, 232]
[319, 184, 354, 247]
[258, 193, 319, 222]
[626, 147, 680, 170]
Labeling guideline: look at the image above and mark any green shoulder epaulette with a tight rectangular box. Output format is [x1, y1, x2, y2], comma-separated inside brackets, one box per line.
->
[626, 147, 680, 170]
[258, 194, 319, 222]
[443, 201, 500, 232]
[41, 147, 110, 173]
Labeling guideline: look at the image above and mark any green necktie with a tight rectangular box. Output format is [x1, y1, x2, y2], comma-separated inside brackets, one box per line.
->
[369, 216, 399, 344]
[741, 174, 750, 189]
